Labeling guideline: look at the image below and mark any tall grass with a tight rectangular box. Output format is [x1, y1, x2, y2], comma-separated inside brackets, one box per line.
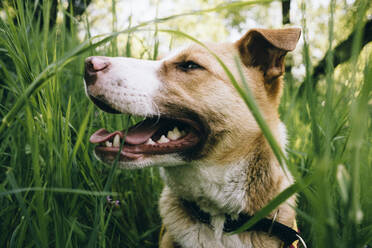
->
[0, 1, 162, 247]
[0, 0, 371, 248]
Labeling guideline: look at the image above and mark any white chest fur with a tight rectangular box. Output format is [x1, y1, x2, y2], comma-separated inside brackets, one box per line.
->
[161, 161, 250, 215]
[158, 123, 292, 248]
[159, 162, 252, 248]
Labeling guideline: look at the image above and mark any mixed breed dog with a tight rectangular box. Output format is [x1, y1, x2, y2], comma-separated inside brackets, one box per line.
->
[84, 27, 303, 248]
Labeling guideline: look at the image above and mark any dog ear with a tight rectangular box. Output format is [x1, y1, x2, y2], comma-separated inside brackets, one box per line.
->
[237, 28, 301, 82]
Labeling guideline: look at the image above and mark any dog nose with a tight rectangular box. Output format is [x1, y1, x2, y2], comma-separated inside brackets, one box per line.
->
[86, 56, 110, 72]
[84, 56, 111, 85]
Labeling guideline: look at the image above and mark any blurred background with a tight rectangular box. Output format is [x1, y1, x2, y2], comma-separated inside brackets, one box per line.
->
[0, 0, 371, 247]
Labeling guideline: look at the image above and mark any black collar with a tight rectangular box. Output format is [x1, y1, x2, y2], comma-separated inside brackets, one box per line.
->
[181, 198, 300, 247]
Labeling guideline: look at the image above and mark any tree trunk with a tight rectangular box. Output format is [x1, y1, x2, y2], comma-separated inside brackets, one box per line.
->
[282, 0, 291, 25]
[282, 0, 293, 76]
[298, 19, 372, 95]
[0, 0, 92, 31]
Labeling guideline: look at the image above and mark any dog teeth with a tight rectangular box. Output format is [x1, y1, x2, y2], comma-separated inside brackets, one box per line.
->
[157, 135, 170, 143]
[167, 127, 182, 140]
[113, 134, 121, 147]
[145, 138, 156, 145]
[105, 141, 112, 147]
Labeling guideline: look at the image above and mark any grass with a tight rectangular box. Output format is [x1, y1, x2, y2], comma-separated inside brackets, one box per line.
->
[0, 0, 371, 247]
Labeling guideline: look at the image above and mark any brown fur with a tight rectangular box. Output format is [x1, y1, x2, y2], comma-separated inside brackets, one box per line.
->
[86, 27, 301, 247]
[155, 28, 300, 247]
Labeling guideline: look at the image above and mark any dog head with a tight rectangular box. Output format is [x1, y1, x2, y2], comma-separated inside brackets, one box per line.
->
[84, 28, 301, 169]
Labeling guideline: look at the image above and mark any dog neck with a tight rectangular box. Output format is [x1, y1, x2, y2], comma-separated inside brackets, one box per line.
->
[158, 125, 296, 248]
[160, 135, 290, 217]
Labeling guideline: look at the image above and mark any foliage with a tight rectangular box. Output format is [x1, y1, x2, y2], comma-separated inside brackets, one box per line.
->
[0, 0, 371, 247]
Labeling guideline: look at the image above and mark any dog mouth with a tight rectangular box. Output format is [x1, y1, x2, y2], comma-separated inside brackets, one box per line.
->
[89, 97, 204, 161]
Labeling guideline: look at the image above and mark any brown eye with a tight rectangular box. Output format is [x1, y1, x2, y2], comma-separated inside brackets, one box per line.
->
[176, 61, 204, 72]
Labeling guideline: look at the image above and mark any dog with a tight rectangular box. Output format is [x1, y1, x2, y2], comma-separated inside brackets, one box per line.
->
[84, 27, 301, 248]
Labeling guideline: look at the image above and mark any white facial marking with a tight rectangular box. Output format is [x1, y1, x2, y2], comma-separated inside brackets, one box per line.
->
[86, 57, 162, 116]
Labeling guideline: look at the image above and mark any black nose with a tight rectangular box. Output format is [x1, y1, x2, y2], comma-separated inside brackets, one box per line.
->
[84, 56, 111, 85]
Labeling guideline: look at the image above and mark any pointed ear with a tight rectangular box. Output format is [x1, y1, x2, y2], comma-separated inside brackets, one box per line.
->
[236, 28, 301, 82]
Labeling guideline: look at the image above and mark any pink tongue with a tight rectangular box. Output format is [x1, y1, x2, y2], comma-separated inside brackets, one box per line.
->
[89, 118, 163, 145]
[125, 118, 163, 144]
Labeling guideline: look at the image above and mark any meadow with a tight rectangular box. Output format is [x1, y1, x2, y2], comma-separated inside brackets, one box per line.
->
[0, 0, 371, 247]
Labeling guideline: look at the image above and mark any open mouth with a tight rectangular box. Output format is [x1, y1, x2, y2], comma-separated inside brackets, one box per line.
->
[88, 94, 205, 161]
[90, 116, 203, 161]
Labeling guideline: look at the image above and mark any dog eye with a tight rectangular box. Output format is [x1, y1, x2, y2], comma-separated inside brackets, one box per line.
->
[176, 61, 204, 72]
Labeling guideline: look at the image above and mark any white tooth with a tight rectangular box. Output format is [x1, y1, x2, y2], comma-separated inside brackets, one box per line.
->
[145, 138, 156, 145]
[113, 134, 120, 147]
[157, 135, 170, 143]
[167, 127, 181, 140]
[105, 141, 112, 147]
[166, 130, 175, 140]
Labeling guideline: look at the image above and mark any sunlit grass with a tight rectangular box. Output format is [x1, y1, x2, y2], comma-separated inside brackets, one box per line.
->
[0, 0, 371, 247]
